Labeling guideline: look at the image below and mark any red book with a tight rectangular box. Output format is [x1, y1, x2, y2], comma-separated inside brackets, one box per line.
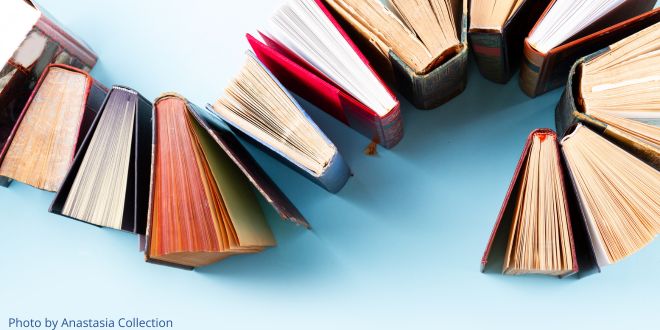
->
[248, 0, 403, 149]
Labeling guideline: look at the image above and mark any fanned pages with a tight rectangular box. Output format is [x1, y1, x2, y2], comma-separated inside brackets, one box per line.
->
[561, 125, 659, 267]
[265, 0, 397, 115]
[210, 52, 349, 193]
[60, 88, 137, 230]
[324, 0, 460, 74]
[0, 65, 90, 191]
[470, 0, 525, 31]
[529, 0, 630, 54]
[148, 95, 275, 269]
[579, 22, 660, 149]
[502, 131, 575, 276]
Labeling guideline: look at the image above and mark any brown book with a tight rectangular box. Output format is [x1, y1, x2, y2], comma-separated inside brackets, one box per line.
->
[469, 0, 551, 83]
[483, 127, 659, 277]
[1, 0, 97, 154]
[144, 93, 308, 270]
[0, 64, 106, 190]
[321, 0, 468, 109]
[519, 0, 659, 97]
[556, 22, 659, 169]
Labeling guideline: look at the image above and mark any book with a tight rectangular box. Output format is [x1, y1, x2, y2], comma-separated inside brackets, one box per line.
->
[469, 0, 552, 83]
[482, 127, 659, 277]
[322, 0, 468, 109]
[324, 0, 468, 110]
[247, 0, 403, 149]
[556, 22, 659, 169]
[1, 0, 97, 155]
[50, 86, 152, 235]
[206, 51, 350, 193]
[0, 64, 107, 190]
[519, 0, 659, 97]
[145, 93, 309, 269]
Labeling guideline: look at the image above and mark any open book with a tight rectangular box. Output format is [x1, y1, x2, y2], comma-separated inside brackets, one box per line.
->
[520, 0, 659, 97]
[556, 22, 659, 168]
[50, 86, 152, 234]
[322, 0, 467, 108]
[247, 0, 403, 148]
[0, 64, 106, 190]
[146, 94, 282, 269]
[482, 127, 659, 277]
[207, 52, 350, 193]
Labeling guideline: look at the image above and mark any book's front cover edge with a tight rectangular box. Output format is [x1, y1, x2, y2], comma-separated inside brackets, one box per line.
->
[198, 104, 310, 228]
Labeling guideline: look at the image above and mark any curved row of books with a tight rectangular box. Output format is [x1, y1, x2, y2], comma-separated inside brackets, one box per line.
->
[0, 0, 657, 275]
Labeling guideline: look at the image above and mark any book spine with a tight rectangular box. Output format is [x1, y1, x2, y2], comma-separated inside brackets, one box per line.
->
[379, 104, 404, 149]
[555, 59, 584, 137]
[519, 39, 547, 97]
[388, 12, 469, 110]
[317, 151, 351, 194]
[469, 31, 508, 84]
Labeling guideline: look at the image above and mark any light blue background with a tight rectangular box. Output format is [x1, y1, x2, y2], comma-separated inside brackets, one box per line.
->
[1, 1, 658, 329]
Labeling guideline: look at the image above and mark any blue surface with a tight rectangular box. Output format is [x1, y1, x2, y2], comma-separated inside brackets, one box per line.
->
[1, 1, 658, 329]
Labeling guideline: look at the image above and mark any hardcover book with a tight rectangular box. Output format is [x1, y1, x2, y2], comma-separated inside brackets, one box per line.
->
[469, 0, 552, 83]
[145, 93, 309, 269]
[50, 86, 152, 235]
[207, 51, 351, 193]
[556, 22, 659, 169]
[0, 64, 107, 190]
[1, 0, 97, 154]
[322, 0, 468, 110]
[482, 128, 659, 277]
[519, 0, 659, 97]
[247, 0, 403, 149]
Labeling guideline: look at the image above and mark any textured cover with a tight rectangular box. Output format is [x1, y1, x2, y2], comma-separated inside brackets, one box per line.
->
[1, 2, 97, 153]
[50, 86, 152, 235]
[555, 56, 660, 170]
[481, 129, 582, 277]
[519, 1, 659, 97]
[249, 0, 403, 148]
[0, 64, 107, 188]
[469, 0, 551, 83]
[323, 0, 468, 110]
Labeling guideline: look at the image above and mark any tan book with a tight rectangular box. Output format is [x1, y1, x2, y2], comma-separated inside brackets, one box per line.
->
[321, 0, 468, 109]
[482, 127, 659, 277]
[556, 22, 660, 169]
[0, 64, 106, 191]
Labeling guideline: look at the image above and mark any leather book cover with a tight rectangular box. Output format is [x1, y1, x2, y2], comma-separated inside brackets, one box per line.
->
[50, 86, 152, 235]
[469, 0, 551, 84]
[481, 129, 580, 277]
[556, 56, 660, 169]
[520, 1, 659, 97]
[1, 0, 97, 154]
[0, 64, 107, 188]
[323, 0, 468, 110]
[248, 0, 403, 149]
